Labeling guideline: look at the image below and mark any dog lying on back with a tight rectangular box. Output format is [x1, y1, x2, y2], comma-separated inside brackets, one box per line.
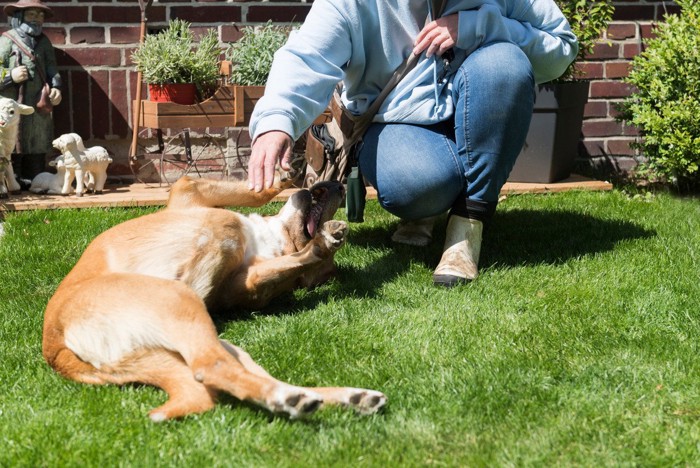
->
[42, 172, 387, 421]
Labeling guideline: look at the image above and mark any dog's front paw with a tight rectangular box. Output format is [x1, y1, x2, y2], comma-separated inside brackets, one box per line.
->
[267, 385, 323, 419]
[320, 220, 348, 251]
[276, 154, 307, 187]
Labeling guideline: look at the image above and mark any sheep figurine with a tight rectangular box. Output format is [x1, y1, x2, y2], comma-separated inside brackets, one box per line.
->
[0, 96, 35, 198]
[29, 156, 67, 195]
[52, 133, 113, 196]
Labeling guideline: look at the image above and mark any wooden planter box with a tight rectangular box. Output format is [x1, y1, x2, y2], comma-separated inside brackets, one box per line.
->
[135, 85, 265, 129]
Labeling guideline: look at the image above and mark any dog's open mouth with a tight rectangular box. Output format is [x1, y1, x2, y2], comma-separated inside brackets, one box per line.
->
[304, 182, 344, 238]
[305, 187, 329, 238]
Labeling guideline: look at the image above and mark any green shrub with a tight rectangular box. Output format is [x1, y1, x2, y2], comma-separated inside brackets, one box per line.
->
[555, 0, 614, 81]
[225, 21, 291, 86]
[131, 19, 221, 92]
[618, 0, 700, 189]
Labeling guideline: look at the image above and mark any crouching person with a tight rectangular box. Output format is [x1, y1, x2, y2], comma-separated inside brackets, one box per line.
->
[246, 0, 579, 287]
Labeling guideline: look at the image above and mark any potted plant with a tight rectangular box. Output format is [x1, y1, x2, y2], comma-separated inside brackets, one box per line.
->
[508, 0, 615, 183]
[223, 21, 290, 125]
[131, 19, 221, 105]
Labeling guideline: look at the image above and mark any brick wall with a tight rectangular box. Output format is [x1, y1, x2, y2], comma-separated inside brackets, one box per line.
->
[0, 0, 680, 180]
[580, 0, 680, 175]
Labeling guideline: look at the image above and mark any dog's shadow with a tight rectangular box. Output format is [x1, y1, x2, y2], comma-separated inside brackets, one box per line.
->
[215, 208, 654, 322]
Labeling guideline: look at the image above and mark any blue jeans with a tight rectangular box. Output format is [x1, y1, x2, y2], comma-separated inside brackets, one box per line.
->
[358, 42, 535, 221]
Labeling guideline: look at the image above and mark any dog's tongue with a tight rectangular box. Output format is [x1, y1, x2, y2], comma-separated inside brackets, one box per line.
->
[306, 202, 324, 237]
[307, 218, 318, 238]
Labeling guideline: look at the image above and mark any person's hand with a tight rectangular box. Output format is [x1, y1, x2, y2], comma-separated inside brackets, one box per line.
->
[49, 88, 62, 105]
[10, 65, 28, 83]
[248, 130, 293, 192]
[413, 14, 459, 58]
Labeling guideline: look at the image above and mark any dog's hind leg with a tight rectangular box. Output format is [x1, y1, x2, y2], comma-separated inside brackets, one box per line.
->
[45, 273, 325, 420]
[221, 341, 387, 415]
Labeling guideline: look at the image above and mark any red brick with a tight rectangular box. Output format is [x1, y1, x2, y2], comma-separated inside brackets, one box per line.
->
[606, 61, 632, 79]
[623, 124, 641, 137]
[582, 139, 606, 157]
[93, 6, 166, 24]
[623, 43, 642, 59]
[664, 4, 682, 18]
[111, 27, 142, 44]
[64, 48, 122, 67]
[606, 23, 636, 40]
[584, 101, 608, 119]
[587, 42, 619, 60]
[607, 138, 638, 156]
[71, 71, 91, 138]
[70, 27, 106, 45]
[640, 23, 659, 41]
[613, 5, 656, 21]
[91, 70, 110, 138]
[43, 28, 67, 46]
[221, 25, 244, 43]
[111, 70, 130, 137]
[50, 7, 89, 24]
[247, 6, 311, 23]
[590, 80, 636, 99]
[576, 62, 604, 80]
[171, 6, 241, 23]
[608, 100, 627, 119]
[582, 119, 622, 138]
[52, 78, 72, 137]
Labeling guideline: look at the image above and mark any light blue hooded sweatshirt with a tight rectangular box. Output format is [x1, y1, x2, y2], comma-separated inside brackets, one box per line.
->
[250, 0, 578, 142]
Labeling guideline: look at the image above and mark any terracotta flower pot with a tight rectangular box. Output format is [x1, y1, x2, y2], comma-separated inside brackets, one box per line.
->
[148, 83, 197, 105]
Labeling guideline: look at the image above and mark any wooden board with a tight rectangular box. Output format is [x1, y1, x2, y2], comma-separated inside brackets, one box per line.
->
[1, 175, 612, 213]
[136, 85, 265, 129]
[233, 86, 265, 126]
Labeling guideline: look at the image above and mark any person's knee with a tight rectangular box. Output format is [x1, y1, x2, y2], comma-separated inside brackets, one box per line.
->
[459, 42, 534, 92]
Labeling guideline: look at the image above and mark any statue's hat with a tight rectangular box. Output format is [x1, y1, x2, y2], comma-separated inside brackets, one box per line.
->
[4, 0, 54, 19]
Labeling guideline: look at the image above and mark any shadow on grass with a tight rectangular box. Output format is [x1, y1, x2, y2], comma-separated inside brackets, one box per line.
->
[483, 208, 656, 267]
[228, 208, 654, 320]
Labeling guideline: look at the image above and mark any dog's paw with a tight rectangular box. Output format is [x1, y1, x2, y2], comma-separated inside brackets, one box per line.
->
[342, 388, 388, 415]
[276, 154, 307, 186]
[267, 385, 324, 419]
[319, 220, 348, 251]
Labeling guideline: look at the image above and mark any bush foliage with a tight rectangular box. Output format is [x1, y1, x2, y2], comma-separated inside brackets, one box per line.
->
[225, 22, 291, 86]
[618, 0, 700, 189]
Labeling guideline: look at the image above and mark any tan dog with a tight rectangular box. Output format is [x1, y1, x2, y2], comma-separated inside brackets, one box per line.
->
[42, 174, 387, 421]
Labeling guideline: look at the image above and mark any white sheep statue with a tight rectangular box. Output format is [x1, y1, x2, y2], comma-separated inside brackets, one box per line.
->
[0, 96, 35, 198]
[52, 133, 113, 196]
[29, 156, 66, 195]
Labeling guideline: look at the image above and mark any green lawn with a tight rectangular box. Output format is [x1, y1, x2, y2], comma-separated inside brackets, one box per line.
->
[1, 189, 700, 466]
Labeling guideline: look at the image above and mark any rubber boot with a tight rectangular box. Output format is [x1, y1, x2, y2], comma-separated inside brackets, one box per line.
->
[433, 215, 483, 287]
[391, 215, 441, 247]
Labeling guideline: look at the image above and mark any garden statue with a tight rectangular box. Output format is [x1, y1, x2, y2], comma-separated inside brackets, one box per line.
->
[0, 0, 62, 188]
[51, 133, 112, 196]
